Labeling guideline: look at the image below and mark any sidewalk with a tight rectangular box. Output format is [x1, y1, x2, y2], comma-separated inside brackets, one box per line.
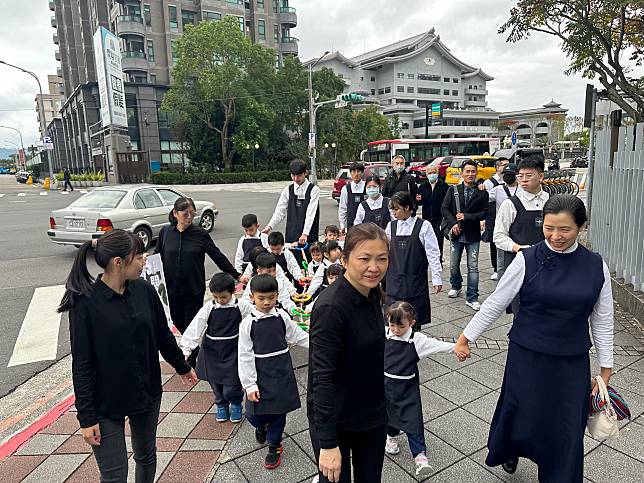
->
[1, 245, 643, 482]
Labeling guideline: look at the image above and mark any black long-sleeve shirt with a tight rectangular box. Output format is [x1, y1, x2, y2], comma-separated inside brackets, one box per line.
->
[441, 183, 488, 243]
[155, 224, 240, 297]
[382, 169, 418, 201]
[307, 275, 386, 449]
[70, 277, 191, 428]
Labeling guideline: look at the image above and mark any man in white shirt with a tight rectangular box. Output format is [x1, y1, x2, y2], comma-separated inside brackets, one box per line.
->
[338, 162, 367, 235]
[263, 160, 320, 264]
[493, 158, 549, 279]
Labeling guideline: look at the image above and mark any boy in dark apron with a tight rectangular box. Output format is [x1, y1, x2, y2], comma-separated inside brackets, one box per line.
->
[180, 273, 244, 423]
[238, 274, 309, 470]
[384, 302, 455, 477]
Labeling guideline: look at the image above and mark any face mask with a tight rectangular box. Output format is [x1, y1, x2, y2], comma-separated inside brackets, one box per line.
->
[394, 166, 405, 174]
[503, 173, 517, 184]
[366, 186, 380, 199]
[427, 173, 439, 183]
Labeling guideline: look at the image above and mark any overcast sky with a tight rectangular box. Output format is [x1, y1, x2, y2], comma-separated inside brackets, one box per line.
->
[0, 0, 593, 146]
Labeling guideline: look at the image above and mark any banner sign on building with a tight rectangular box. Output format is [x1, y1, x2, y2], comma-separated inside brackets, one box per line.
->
[93, 26, 128, 129]
[141, 253, 173, 329]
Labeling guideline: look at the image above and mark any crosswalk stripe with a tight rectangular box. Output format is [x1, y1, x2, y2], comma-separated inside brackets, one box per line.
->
[18, 193, 26, 197]
[40, 192, 48, 196]
[8, 285, 66, 367]
[0, 194, 4, 198]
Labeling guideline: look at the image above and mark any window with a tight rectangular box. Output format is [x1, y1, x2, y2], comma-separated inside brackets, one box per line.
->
[408, 73, 414, 79]
[384, 86, 391, 94]
[204, 11, 221, 22]
[257, 0, 264, 8]
[258, 19, 265, 41]
[443, 89, 450, 95]
[413, 119, 425, 128]
[134, 189, 164, 209]
[150, 74, 157, 83]
[407, 86, 414, 93]
[157, 189, 181, 205]
[378, 88, 384, 95]
[370, 89, 376, 95]
[226, 0, 243, 4]
[453, 78, 459, 83]
[168, 5, 178, 30]
[171, 40, 178, 65]
[146, 40, 154, 62]
[143, 4, 151, 26]
[418, 74, 441, 81]
[452, 90, 458, 96]
[444, 77, 450, 82]
[273, 24, 279, 42]
[397, 73, 404, 78]
[371, 76, 376, 82]
[397, 86, 404, 92]
[418, 87, 440, 94]
[181, 10, 195, 27]
[237, 16, 244, 31]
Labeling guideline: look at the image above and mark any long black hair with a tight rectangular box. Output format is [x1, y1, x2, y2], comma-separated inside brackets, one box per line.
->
[168, 196, 196, 224]
[389, 190, 415, 211]
[58, 229, 144, 312]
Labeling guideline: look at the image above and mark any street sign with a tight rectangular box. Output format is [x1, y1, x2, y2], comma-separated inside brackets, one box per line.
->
[43, 136, 54, 151]
[335, 100, 348, 109]
[308, 132, 316, 149]
[18, 149, 25, 163]
[511, 131, 517, 146]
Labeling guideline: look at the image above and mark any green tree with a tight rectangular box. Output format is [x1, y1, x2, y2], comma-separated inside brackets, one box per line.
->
[500, 1, 644, 122]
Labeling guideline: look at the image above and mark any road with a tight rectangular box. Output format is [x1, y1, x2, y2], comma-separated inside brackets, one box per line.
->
[0, 175, 338, 397]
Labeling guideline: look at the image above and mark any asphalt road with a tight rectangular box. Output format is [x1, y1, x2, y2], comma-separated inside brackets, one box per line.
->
[0, 175, 338, 397]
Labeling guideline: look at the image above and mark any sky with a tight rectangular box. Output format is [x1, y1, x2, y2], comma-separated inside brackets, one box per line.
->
[0, 0, 595, 146]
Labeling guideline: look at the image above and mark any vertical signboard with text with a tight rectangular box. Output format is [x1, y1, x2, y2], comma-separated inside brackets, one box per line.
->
[93, 26, 128, 129]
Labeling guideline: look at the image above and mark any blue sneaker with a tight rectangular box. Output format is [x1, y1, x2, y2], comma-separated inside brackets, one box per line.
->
[230, 403, 243, 423]
[215, 405, 229, 422]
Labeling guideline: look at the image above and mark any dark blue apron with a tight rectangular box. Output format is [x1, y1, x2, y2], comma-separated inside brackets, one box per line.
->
[196, 303, 242, 386]
[361, 197, 391, 229]
[345, 183, 367, 227]
[241, 237, 263, 273]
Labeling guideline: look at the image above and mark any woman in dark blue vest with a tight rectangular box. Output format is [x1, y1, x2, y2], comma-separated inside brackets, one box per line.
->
[454, 195, 614, 482]
[353, 176, 394, 229]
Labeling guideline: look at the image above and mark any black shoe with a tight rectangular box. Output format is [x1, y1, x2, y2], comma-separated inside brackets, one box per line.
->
[502, 458, 519, 474]
[255, 424, 267, 444]
[264, 445, 283, 469]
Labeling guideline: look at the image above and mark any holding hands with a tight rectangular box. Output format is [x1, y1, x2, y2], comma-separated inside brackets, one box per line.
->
[454, 333, 471, 362]
[180, 369, 198, 385]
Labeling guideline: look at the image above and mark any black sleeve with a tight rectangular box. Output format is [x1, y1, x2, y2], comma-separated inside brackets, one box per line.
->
[154, 225, 167, 255]
[69, 299, 99, 428]
[309, 303, 344, 449]
[382, 175, 392, 197]
[408, 176, 418, 201]
[441, 188, 457, 228]
[201, 231, 241, 280]
[147, 283, 191, 375]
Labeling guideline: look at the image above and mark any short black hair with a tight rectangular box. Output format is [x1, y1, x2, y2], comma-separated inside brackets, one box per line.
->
[389, 191, 415, 211]
[241, 213, 258, 228]
[325, 224, 340, 235]
[248, 246, 269, 270]
[387, 300, 417, 326]
[289, 159, 307, 175]
[325, 240, 342, 253]
[256, 252, 277, 270]
[349, 162, 365, 173]
[518, 158, 545, 173]
[543, 194, 587, 227]
[461, 159, 478, 171]
[364, 175, 381, 187]
[250, 274, 278, 294]
[327, 264, 343, 277]
[268, 231, 285, 247]
[209, 272, 235, 294]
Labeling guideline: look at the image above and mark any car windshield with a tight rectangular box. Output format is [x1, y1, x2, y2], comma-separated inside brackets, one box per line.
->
[450, 158, 465, 168]
[69, 190, 126, 209]
[336, 169, 350, 180]
[368, 166, 390, 178]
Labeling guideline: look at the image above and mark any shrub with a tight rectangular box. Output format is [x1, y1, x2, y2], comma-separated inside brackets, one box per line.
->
[151, 170, 290, 185]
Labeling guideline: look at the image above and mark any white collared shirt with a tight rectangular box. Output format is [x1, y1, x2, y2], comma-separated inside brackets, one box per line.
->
[385, 327, 454, 359]
[463, 240, 614, 368]
[180, 299, 239, 356]
[234, 232, 270, 272]
[493, 189, 550, 252]
[483, 173, 504, 191]
[353, 195, 396, 226]
[238, 306, 309, 393]
[488, 184, 523, 213]
[384, 216, 443, 286]
[267, 180, 320, 240]
[338, 180, 366, 230]
[306, 258, 337, 295]
[239, 274, 297, 318]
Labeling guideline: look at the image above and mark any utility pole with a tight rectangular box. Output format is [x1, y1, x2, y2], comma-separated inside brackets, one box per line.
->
[425, 105, 429, 138]
[586, 87, 598, 224]
[308, 51, 330, 185]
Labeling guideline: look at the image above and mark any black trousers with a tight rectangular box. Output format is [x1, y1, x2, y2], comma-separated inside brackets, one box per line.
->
[169, 292, 204, 367]
[63, 179, 73, 191]
[490, 242, 498, 271]
[310, 424, 386, 483]
[429, 218, 444, 262]
[209, 381, 243, 407]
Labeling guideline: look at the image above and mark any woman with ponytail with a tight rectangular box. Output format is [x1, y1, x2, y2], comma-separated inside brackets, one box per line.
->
[59, 229, 197, 483]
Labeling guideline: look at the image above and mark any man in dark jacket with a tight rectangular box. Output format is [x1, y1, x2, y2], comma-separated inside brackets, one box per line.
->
[382, 154, 418, 201]
[63, 167, 73, 192]
[441, 159, 488, 311]
[416, 164, 449, 262]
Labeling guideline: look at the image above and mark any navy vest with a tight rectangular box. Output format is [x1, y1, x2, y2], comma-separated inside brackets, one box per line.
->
[344, 183, 367, 227]
[286, 183, 320, 243]
[386, 218, 429, 299]
[361, 197, 391, 229]
[508, 196, 545, 246]
[509, 242, 604, 356]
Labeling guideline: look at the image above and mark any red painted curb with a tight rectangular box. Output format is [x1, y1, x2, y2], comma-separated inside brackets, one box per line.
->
[0, 394, 76, 461]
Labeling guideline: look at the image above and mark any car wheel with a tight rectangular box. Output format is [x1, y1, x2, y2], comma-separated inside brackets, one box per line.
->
[200, 211, 215, 232]
[134, 226, 152, 251]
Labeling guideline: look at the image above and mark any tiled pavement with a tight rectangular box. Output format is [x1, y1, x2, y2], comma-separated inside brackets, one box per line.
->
[1, 244, 643, 482]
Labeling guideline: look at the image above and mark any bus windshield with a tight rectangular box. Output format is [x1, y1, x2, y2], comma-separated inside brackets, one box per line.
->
[367, 139, 495, 164]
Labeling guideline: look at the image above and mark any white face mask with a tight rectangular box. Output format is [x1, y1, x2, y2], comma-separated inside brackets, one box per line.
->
[366, 186, 380, 199]
[394, 166, 405, 174]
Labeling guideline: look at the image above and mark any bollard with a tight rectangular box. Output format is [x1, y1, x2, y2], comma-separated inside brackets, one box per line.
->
[43, 177, 50, 190]
[26, 175, 33, 185]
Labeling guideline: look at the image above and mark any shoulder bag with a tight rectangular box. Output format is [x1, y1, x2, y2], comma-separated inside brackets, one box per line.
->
[586, 375, 619, 441]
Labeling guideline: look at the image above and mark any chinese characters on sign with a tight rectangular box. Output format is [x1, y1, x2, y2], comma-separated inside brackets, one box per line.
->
[93, 26, 128, 128]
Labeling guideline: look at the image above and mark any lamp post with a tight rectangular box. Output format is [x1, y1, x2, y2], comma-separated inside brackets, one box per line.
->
[253, 143, 259, 171]
[308, 50, 330, 185]
[0, 125, 25, 168]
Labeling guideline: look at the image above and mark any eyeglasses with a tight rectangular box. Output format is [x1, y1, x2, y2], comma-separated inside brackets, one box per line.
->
[517, 173, 537, 180]
[179, 210, 196, 218]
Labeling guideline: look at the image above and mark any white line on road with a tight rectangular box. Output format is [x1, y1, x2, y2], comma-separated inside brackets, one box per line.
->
[39, 192, 48, 196]
[0, 194, 4, 198]
[8, 285, 66, 368]
[80, 190, 88, 194]
[60, 191, 69, 195]
[17, 193, 26, 197]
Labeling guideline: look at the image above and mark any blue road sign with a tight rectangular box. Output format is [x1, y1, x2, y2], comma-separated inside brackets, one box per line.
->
[511, 131, 517, 145]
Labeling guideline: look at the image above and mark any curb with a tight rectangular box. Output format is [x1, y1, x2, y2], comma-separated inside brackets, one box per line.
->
[0, 393, 75, 461]
[611, 276, 644, 326]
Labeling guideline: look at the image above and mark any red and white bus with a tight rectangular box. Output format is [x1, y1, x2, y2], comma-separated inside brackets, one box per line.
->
[362, 138, 501, 164]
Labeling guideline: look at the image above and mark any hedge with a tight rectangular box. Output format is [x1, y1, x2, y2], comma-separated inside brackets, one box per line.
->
[151, 170, 291, 185]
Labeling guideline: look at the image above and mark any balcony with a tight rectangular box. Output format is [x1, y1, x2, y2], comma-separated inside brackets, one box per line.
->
[53, 33, 59, 44]
[464, 87, 487, 95]
[51, 16, 57, 28]
[534, 126, 550, 135]
[279, 7, 297, 27]
[465, 99, 487, 108]
[49, 0, 55, 11]
[279, 37, 299, 55]
[121, 51, 148, 71]
[55, 50, 61, 61]
[117, 15, 145, 36]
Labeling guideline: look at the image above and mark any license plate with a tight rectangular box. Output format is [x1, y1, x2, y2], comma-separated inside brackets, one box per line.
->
[66, 218, 85, 230]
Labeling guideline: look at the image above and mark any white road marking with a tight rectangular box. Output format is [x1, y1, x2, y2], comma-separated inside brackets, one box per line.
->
[0, 194, 5, 198]
[60, 191, 69, 195]
[8, 285, 66, 367]
[40, 192, 48, 196]
[17, 193, 26, 197]
[80, 190, 88, 194]
[9, 200, 26, 203]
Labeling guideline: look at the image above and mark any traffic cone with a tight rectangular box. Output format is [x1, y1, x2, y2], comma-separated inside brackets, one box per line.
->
[27, 175, 33, 185]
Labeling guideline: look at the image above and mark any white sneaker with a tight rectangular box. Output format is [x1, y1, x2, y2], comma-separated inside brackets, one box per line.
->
[490, 272, 498, 280]
[414, 452, 433, 477]
[466, 301, 481, 311]
[311, 476, 319, 483]
[448, 289, 461, 298]
[385, 435, 400, 455]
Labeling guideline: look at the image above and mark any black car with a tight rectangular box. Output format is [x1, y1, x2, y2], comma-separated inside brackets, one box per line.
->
[493, 148, 545, 165]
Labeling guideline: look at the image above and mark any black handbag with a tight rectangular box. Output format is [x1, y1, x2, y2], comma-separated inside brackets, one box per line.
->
[440, 186, 460, 240]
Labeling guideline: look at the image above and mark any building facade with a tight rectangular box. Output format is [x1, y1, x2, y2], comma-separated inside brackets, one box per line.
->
[306, 29, 499, 139]
[47, 0, 298, 177]
[498, 100, 568, 147]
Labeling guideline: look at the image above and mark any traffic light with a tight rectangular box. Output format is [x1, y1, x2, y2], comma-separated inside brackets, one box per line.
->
[340, 93, 364, 103]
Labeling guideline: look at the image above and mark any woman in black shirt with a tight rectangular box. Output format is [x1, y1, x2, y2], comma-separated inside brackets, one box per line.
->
[308, 223, 390, 483]
[155, 197, 243, 364]
[59, 229, 197, 483]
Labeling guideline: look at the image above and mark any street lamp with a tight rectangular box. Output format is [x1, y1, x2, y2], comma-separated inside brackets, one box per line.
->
[253, 143, 259, 171]
[308, 50, 330, 185]
[0, 125, 25, 168]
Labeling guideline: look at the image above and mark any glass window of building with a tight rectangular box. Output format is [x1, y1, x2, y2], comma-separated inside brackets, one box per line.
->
[150, 74, 157, 84]
[384, 87, 391, 93]
[371, 76, 376, 82]
[407, 87, 414, 93]
[397, 73, 404, 78]
[418, 74, 441, 81]
[443, 89, 449, 95]
[378, 88, 384, 95]
[143, 4, 151, 26]
[408, 73, 414, 79]
[274, 24, 279, 42]
[146, 40, 154, 62]
[181, 10, 195, 27]
[171, 40, 178, 65]
[371, 89, 376, 95]
[257, 0, 264, 8]
[168, 5, 178, 30]
[204, 11, 222, 22]
[452, 90, 458, 96]
[258, 19, 266, 41]
[237, 16, 244, 31]
[443, 77, 450, 82]
[397, 86, 404, 92]
[418, 87, 440, 94]
[453, 78, 459, 83]
[227, 0, 243, 5]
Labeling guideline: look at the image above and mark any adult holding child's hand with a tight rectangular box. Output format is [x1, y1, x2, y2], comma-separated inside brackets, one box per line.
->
[308, 223, 390, 483]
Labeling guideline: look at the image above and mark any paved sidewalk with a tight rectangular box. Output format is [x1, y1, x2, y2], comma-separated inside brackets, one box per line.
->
[1, 245, 643, 482]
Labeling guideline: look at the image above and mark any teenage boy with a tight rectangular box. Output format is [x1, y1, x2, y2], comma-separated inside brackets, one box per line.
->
[441, 159, 489, 311]
[482, 158, 510, 280]
[338, 162, 367, 235]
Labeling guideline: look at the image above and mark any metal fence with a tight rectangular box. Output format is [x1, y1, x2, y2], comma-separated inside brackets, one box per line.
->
[588, 121, 644, 291]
